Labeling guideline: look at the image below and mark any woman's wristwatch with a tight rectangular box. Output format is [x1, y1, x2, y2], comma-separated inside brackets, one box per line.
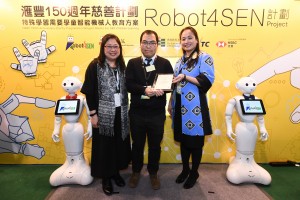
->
[89, 112, 97, 117]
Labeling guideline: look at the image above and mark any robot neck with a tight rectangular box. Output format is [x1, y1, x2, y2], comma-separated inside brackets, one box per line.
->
[243, 94, 255, 100]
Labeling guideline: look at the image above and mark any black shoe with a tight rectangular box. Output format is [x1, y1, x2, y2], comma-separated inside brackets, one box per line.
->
[112, 173, 125, 187]
[175, 170, 190, 184]
[102, 178, 114, 195]
[183, 172, 199, 189]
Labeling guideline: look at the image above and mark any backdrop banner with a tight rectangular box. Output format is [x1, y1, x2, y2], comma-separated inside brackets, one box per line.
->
[0, 0, 299, 164]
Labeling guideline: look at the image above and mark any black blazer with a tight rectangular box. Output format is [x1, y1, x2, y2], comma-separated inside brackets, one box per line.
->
[126, 56, 173, 112]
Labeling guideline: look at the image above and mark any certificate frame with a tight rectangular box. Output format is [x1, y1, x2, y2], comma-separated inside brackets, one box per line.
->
[152, 73, 173, 91]
[240, 99, 266, 115]
[54, 99, 80, 115]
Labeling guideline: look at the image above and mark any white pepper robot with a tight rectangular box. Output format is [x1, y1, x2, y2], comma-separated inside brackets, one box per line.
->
[225, 77, 271, 185]
[49, 76, 93, 186]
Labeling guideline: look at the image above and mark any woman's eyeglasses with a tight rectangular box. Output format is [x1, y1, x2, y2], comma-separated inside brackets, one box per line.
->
[105, 45, 120, 50]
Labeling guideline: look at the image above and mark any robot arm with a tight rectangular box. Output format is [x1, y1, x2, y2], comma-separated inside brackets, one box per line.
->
[52, 116, 62, 142]
[14, 94, 56, 108]
[84, 119, 92, 141]
[83, 98, 92, 140]
[225, 98, 237, 141]
[257, 115, 268, 141]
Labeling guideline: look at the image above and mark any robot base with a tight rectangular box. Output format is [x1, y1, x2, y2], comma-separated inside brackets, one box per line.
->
[226, 151, 271, 185]
[49, 152, 93, 186]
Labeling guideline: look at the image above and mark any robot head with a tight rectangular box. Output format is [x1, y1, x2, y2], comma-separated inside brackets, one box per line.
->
[236, 77, 257, 95]
[61, 76, 82, 94]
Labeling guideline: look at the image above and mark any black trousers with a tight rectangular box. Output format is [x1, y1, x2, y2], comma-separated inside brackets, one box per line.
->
[129, 109, 166, 174]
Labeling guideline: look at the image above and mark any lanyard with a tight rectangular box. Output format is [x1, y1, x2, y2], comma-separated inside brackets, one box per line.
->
[113, 69, 120, 92]
[142, 57, 156, 86]
[143, 65, 151, 86]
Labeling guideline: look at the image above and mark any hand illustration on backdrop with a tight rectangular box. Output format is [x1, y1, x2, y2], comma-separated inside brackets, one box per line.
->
[249, 48, 300, 124]
[0, 94, 56, 159]
[11, 30, 56, 77]
[22, 30, 56, 63]
[11, 47, 39, 77]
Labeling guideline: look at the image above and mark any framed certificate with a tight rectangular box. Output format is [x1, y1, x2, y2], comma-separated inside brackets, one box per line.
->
[152, 73, 173, 91]
[240, 99, 266, 115]
[54, 99, 80, 115]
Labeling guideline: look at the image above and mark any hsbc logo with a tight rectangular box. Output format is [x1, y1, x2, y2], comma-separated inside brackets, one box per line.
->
[216, 41, 227, 48]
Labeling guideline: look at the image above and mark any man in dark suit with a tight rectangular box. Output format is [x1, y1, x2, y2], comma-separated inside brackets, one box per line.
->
[125, 30, 174, 190]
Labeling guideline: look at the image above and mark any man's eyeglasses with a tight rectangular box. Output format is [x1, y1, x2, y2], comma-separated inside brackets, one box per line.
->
[105, 46, 120, 50]
[141, 41, 157, 47]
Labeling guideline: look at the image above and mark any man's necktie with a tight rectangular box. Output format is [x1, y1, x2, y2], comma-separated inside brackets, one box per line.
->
[145, 58, 152, 66]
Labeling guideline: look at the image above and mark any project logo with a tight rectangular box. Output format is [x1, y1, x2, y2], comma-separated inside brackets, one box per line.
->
[66, 36, 74, 50]
[66, 36, 94, 50]
[59, 106, 76, 112]
[246, 105, 262, 112]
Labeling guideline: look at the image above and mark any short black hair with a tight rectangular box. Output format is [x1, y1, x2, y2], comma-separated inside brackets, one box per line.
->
[139, 30, 159, 43]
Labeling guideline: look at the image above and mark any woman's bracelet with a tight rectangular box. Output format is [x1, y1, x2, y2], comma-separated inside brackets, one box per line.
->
[183, 74, 186, 81]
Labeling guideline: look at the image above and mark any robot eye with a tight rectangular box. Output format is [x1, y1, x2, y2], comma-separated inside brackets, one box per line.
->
[245, 83, 249, 86]
[71, 83, 74, 86]
[63, 83, 66, 86]
[253, 83, 256, 86]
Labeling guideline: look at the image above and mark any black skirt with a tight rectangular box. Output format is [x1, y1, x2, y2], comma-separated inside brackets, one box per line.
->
[90, 107, 131, 178]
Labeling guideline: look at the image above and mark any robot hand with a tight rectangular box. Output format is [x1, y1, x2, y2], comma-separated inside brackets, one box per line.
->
[291, 104, 300, 123]
[35, 97, 56, 108]
[227, 130, 236, 142]
[11, 47, 39, 77]
[250, 48, 300, 123]
[84, 132, 92, 141]
[259, 131, 269, 141]
[22, 30, 56, 63]
[52, 131, 60, 143]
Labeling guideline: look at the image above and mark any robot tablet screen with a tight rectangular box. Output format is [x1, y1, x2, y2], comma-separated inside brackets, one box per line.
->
[240, 99, 266, 115]
[55, 99, 80, 115]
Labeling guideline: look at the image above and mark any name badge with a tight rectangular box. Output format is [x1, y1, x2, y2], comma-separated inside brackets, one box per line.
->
[114, 93, 121, 107]
[141, 95, 150, 99]
[146, 65, 155, 72]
